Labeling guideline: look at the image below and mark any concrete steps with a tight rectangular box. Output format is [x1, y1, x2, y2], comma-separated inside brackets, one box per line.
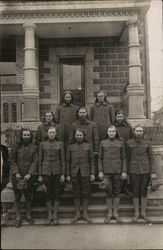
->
[1, 185, 163, 226]
[2, 216, 163, 227]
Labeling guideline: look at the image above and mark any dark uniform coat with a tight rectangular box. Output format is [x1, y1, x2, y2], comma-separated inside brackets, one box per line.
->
[1, 144, 10, 190]
[55, 103, 78, 147]
[39, 140, 65, 176]
[69, 119, 99, 152]
[10, 143, 38, 177]
[90, 101, 115, 141]
[98, 138, 127, 174]
[114, 121, 133, 142]
[126, 138, 154, 174]
[36, 121, 62, 145]
[66, 142, 95, 177]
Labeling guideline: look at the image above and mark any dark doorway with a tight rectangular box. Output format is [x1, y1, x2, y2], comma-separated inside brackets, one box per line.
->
[59, 57, 85, 107]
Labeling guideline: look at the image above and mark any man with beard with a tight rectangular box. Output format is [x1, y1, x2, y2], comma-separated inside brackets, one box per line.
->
[69, 107, 99, 154]
[126, 125, 154, 222]
[10, 128, 38, 228]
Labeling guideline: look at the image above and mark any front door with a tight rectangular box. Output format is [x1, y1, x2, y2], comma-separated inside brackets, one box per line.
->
[59, 57, 85, 107]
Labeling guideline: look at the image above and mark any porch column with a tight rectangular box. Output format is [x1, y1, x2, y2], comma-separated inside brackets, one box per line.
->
[127, 20, 145, 119]
[23, 22, 39, 121]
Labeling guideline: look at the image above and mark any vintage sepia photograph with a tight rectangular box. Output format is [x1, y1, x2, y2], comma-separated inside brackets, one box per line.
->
[1, 0, 163, 249]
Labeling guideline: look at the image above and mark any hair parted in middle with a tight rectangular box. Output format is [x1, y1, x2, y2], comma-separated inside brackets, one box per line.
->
[95, 91, 109, 103]
[105, 124, 120, 139]
[19, 128, 33, 144]
[43, 110, 57, 123]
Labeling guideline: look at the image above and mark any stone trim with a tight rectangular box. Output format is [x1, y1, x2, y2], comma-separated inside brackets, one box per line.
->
[0, 10, 137, 20]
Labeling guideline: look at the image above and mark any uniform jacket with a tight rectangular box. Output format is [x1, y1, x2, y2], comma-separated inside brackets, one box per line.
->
[69, 119, 99, 152]
[55, 103, 78, 145]
[126, 138, 154, 174]
[39, 139, 65, 176]
[36, 121, 62, 145]
[66, 142, 95, 177]
[98, 138, 127, 174]
[90, 102, 115, 141]
[10, 143, 38, 177]
[114, 121, 133, 142]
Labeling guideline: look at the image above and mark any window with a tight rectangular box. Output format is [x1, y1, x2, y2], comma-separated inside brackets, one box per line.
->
[0, 38, 16, 85]
[3, 103, 9, 123]
[12, 103, 17, 122]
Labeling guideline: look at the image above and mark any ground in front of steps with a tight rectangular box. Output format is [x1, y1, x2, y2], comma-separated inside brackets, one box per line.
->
[1, 224, 163, 249]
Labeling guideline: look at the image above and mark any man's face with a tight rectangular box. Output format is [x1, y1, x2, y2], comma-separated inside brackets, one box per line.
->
[134, 126, 144, 138]
[78, 109, 87, 118]
[45, 112, 53, 123]
[75, 130, 84, 142]
[47, 128, 57, 140]
[107, 126, 116, 139]
[97, 92, 105, 103]
[116, 113, 124, 123]
[64, 94, 72, 104]
[22, 131, 31, 143]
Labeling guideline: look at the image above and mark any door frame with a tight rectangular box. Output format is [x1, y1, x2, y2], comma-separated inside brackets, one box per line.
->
[49, 47, 94, 111]
[59, 56, 85, 106]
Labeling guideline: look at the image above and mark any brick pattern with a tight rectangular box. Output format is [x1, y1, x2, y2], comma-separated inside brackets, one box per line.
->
[38, 37, 132, 114]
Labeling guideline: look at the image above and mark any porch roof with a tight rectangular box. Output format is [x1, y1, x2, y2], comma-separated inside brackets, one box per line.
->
[0, 0, 151, 38]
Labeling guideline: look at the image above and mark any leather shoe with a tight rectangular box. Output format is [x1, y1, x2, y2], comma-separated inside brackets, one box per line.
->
[53, 217, 59, 226]
[26, 217, 35, 225]
[104, 216, 111, 224]
[15, 219, 21, 228]
[45, 218, 52, 226]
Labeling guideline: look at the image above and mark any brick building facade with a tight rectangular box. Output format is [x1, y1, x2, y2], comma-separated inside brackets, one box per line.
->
[0, 0, 151, 126]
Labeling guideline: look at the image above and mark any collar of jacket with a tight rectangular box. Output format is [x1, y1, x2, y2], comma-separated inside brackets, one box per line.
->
[77, 118, 90, 125]
[62, 103, 73, 107]
[44, 121, 56, 126]
[95, 101, 108, 107]
[114, 121, 128, 127]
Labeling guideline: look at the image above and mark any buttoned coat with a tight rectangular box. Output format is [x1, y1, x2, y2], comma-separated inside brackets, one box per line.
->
[98, 138, 127, 174]
[126, 138, 154, 174]
[39, 139, 65, 176]
[69, 119, 99, 152]
[10, 143, 38, 177]
[90, 102, 115, 141]
[36, 121, 62, 145]
[66, 142, 95, 177]
[55, 103, 78, 147]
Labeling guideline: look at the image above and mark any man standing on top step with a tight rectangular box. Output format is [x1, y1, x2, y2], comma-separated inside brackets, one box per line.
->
[126, 125, 155, 223]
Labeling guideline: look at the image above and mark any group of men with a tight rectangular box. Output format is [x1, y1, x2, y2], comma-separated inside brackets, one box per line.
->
[4, 91, 154, 227]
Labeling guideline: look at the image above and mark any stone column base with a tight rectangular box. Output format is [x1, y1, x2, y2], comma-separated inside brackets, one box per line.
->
[23, 96, 40, 122]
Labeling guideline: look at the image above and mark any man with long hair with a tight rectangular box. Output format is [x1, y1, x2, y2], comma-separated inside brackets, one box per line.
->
[10, 128, 38, 228]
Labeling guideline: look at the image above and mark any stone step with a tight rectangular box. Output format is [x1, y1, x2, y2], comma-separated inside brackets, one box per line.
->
[6, 204, 163, 220]
[2, 216, 163, 227]
[33, 192, 133, 206]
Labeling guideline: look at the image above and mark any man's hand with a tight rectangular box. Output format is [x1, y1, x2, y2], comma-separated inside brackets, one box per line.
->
[121, 172, 127, 180]
[98, 171, 104, 180]
[66, 176, 71, 182]
[60, 175, 65, 183]
[15, 173, 21, 181]
[90, 175, 95, 182]
[38, 175, 43, 183]
[24, 173, 31, 181]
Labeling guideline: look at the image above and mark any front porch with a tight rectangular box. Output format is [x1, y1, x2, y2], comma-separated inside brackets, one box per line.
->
[0, 0, 151, 124]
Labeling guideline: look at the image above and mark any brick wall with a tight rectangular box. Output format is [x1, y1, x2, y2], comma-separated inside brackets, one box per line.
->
[38, 37, 132, 118]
